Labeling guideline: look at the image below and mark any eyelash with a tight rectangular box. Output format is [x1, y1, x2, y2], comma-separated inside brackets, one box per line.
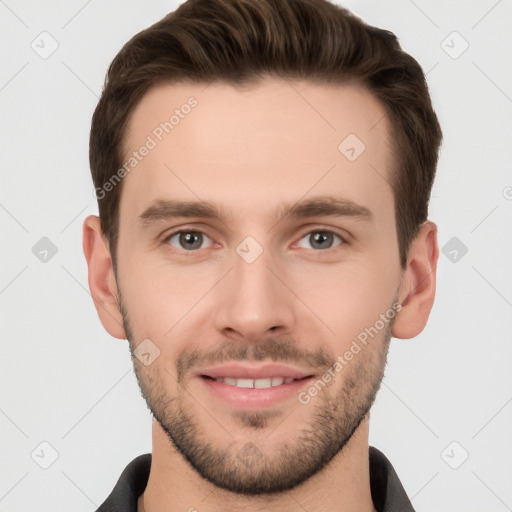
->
[162, 227, 348, 253]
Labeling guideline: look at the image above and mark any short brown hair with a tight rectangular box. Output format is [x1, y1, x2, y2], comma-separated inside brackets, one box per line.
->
[90, 0, 442, 269]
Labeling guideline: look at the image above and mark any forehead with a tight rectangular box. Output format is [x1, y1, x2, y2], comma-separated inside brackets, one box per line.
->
[119, 78, 394, 224]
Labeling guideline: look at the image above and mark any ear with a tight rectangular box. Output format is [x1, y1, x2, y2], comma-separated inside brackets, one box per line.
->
[392, 221, 439, 339]
[82, 215, 126, 339]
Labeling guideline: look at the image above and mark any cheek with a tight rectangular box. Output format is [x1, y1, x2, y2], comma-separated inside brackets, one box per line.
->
[285, 257, 400, 348]
[118, 255, 219, 348]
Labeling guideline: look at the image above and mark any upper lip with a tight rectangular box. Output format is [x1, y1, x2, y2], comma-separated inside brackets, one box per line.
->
[197, 363, 315, 380]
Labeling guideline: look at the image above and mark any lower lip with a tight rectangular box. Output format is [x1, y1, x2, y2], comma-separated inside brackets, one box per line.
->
[198, 376, 314, 410]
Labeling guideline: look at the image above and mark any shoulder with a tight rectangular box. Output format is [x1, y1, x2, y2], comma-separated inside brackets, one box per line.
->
[369, 446, 415, 512]
[95, 453, 152, 512]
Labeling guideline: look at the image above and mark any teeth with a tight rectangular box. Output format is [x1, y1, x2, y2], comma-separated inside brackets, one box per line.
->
[255, 378, 274, 388]
[214, 376, 297, 388]
[270, 377, 284, 387]
[236, 378, 256, 388]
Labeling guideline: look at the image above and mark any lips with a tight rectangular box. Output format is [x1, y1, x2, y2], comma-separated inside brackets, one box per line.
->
[198, 367, 316, 410]
[197, 363, 315, 381]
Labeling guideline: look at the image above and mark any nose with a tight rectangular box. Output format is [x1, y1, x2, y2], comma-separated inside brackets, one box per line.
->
[213, 246, 297, 342]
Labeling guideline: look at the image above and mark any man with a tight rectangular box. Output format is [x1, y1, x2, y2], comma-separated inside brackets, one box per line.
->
[83, 0, 441, 510]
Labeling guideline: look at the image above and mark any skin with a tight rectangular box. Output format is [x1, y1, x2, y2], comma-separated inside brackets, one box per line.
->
[83, 78, 438, 512]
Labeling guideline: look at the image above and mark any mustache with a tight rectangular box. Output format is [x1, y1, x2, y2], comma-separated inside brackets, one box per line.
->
[176, 337, 334, 382]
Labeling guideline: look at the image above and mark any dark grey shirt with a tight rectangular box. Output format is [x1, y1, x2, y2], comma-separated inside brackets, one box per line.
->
[96, 446, 415, 511]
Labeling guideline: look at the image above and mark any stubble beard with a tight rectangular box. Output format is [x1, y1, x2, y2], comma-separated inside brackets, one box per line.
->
[118, 295, 392, 495]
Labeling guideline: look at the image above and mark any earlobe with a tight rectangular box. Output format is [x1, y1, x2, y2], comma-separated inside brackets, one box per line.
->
[82, 215, 126, 339]
[392, 221, 439, 339]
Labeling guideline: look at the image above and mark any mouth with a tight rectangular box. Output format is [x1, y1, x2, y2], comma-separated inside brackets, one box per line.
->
[198, 374, 315, 410]
[201, 375, 312, 389]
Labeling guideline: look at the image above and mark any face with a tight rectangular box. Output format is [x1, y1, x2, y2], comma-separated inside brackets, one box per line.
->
[114, 78, 403, 494]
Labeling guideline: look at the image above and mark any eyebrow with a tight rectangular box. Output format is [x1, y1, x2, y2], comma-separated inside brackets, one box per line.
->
[282, 196, 372, 222]
[138, 200, 221, 225]
[137, 196, 372, 227]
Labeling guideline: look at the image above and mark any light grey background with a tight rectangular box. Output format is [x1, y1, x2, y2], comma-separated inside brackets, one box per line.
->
[1, 1, 511, 511]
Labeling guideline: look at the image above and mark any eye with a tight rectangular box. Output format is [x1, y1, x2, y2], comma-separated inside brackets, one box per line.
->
[297, 230, 344, 250]
[166, 231, 213, 251]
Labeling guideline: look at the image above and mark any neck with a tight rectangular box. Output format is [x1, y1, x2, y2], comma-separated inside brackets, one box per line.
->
[138, 417, 376, 512]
